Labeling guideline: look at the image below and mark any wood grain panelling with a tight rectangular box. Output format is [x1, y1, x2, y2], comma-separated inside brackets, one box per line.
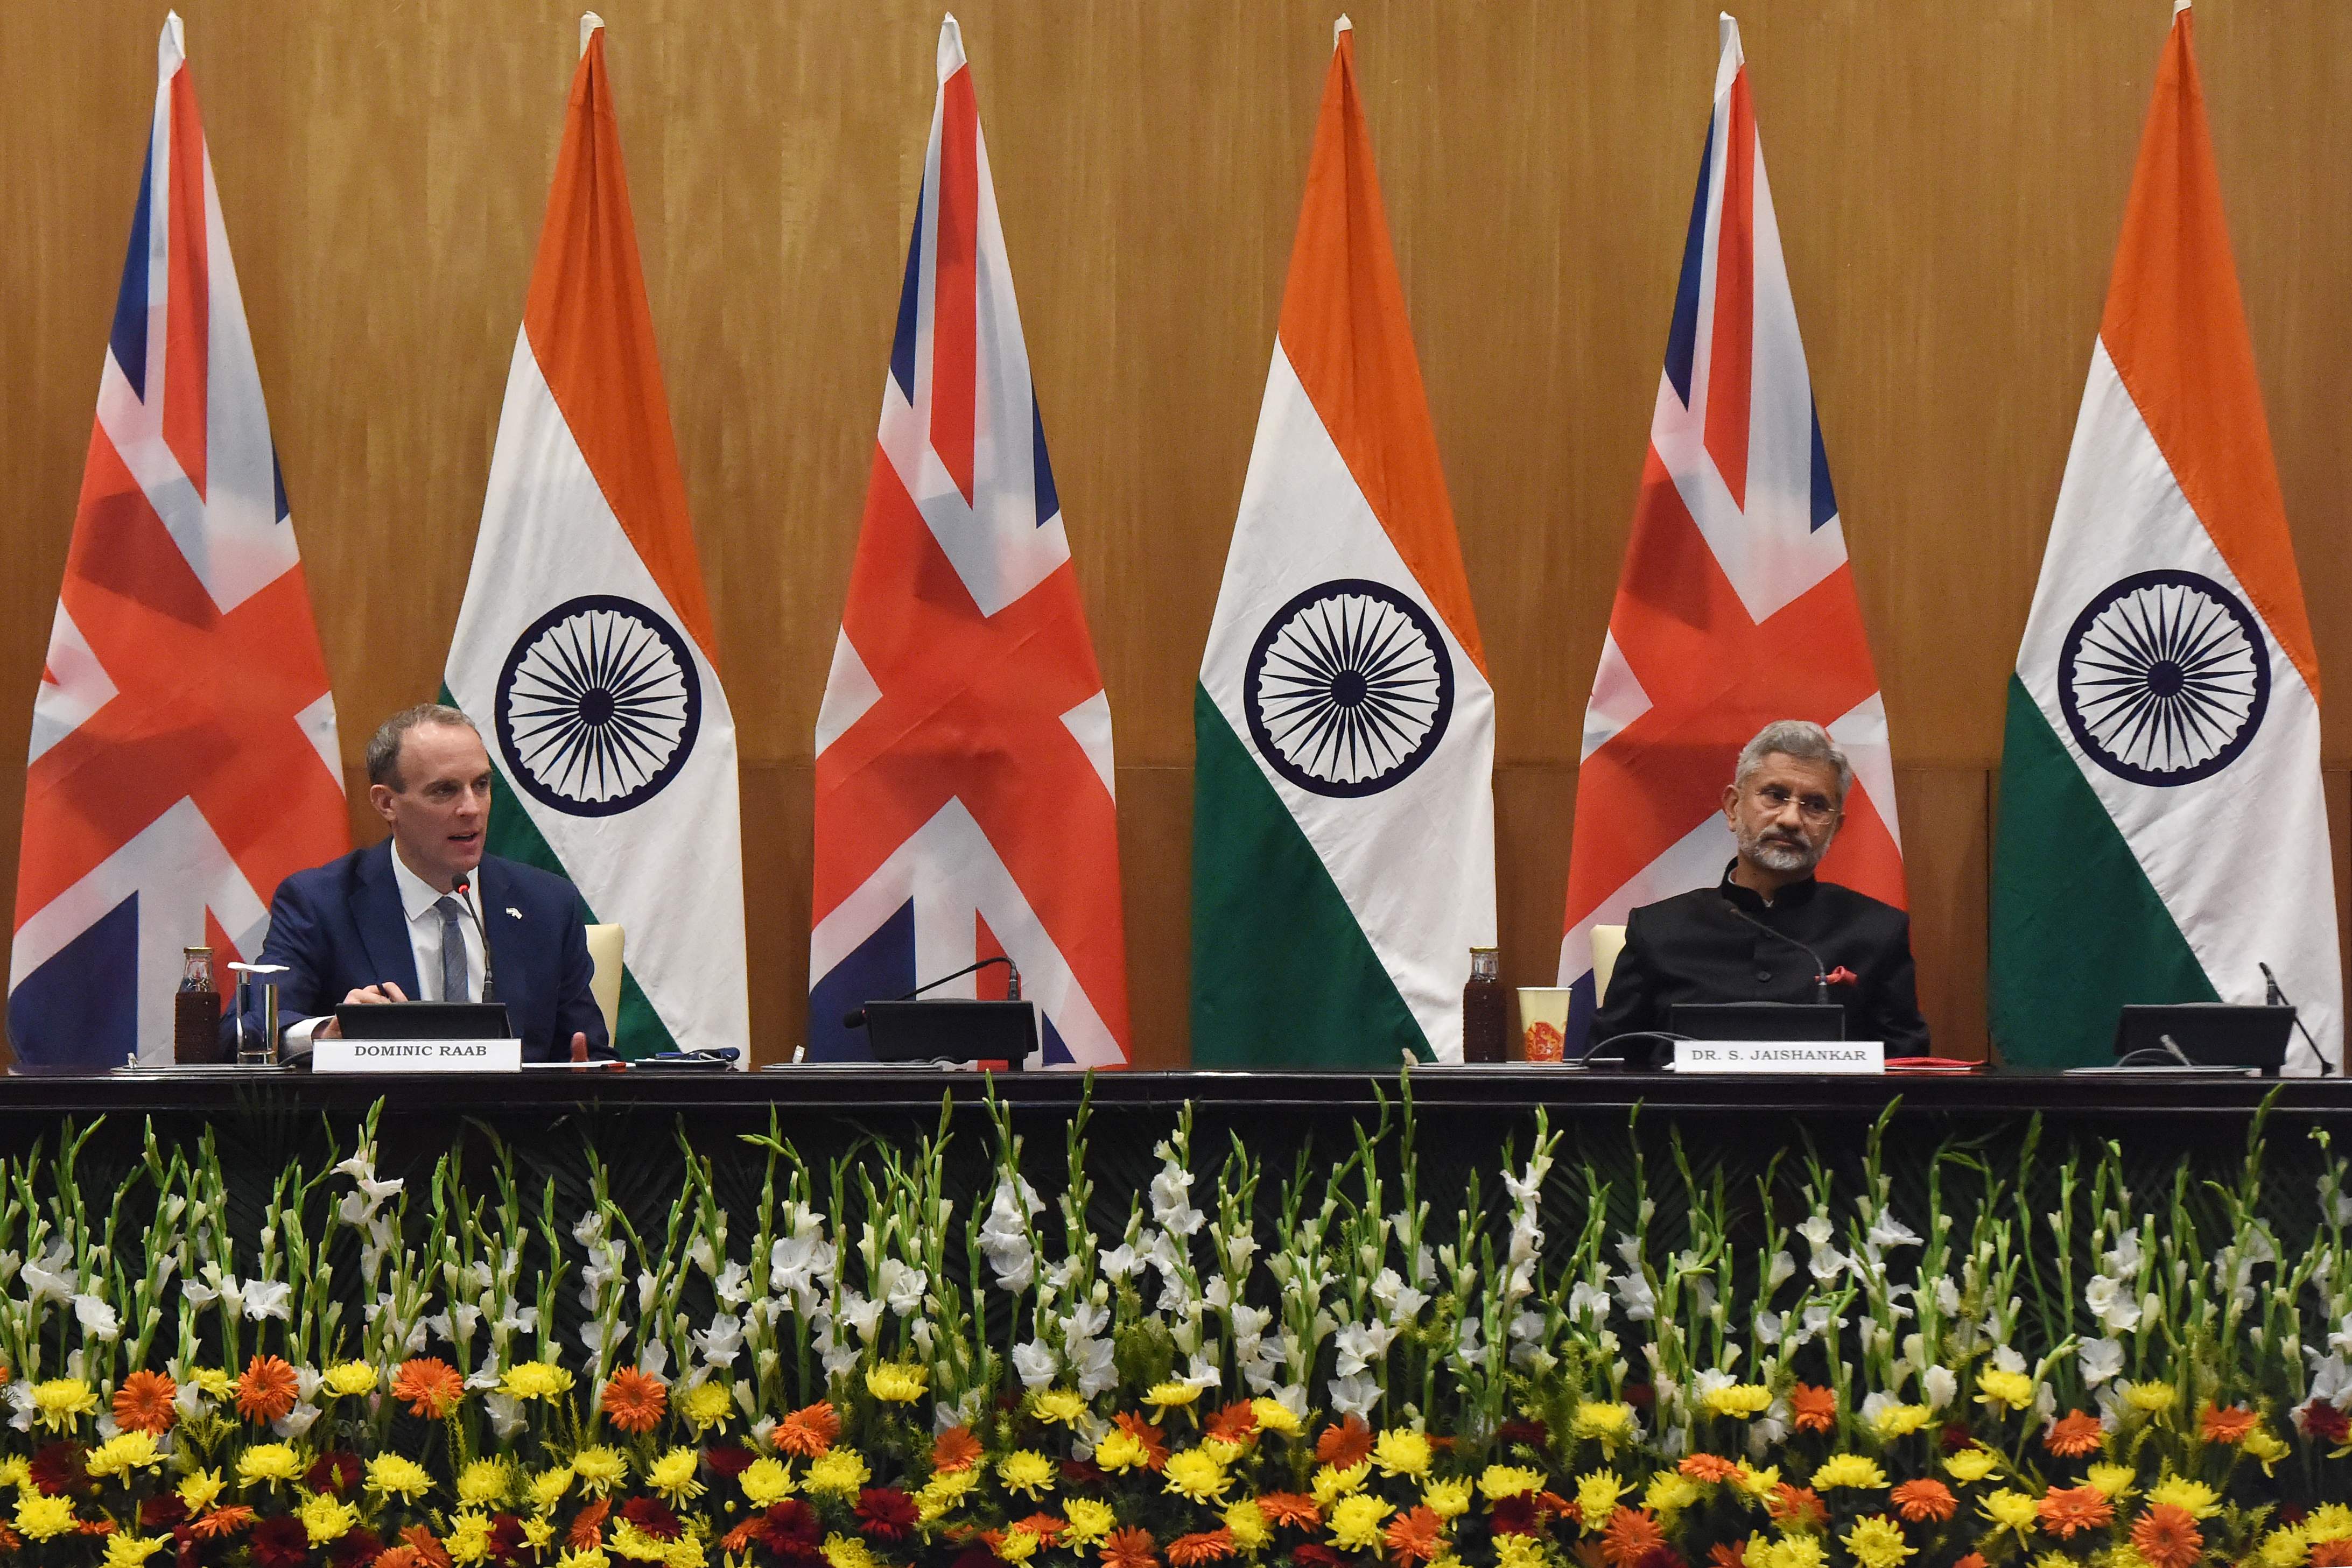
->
[4, 3, 2348, 1067]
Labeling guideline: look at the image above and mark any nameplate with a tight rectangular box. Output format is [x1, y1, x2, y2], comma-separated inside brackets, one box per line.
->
[311, 1038, 522, 1073]
[1673, 1040, 1885, 1074]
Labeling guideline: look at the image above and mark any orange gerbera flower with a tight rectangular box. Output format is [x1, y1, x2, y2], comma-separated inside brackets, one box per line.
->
[191, 1508, 257, 1539]
[1600, 1507, 1665, 1568]
[932, 1426, 981, 1473]
[391, 1358, 465, 1420]
[2197, 1403, 2256, 1444]
[2043, 1411, 2103, 1458]
[1114, 1412, 1170, 1470]
[1705, 1541, 1754, 1568]
[1383, 1508, 1444, 1568]
[777, 1401, 841, 1458]
[1012, 1516, 1066, 1546]
[1888, 1479, 1956, 1524]
[1679, 1454, 1741, 1483]
[235, 1354, 299, 1424]
[2309, 1538, 2352, 1568]
[2036, 1485, 2114, 1539]
[402, 1525, 454, 1568]
[375, 1549, 423, 1568]
[1788, 1384, 1837, 1435]
[1315, 1416, 1373, 1468]
[1255, 1494, 1322, 1530]
[78, 1520, 117, 1538]
[1951, 1556, 1986, 1568]
[1168, 1529, 1235, 1567]
[601, 1368, 666, 1435]
[111, 1370, 178, 1436]
[568, 1501, 612, 1552]
[2130, 1504, 2203, 1568]
[1204, 1403, 1258, 1444]
[720, 1520, 761, 1555]
[1100, 1527, 1160, 1568]
[1572, 1543, 1609, 1568]
[1766, 1486, 1826, 1531]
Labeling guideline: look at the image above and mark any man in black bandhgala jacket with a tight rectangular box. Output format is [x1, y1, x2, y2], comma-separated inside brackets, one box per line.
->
[1593, 719, 1929, 1054]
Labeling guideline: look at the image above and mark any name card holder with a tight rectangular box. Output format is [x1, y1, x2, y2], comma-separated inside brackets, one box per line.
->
[311, 1038, 523, 1073]
[1673, 1040, 1885, 1075]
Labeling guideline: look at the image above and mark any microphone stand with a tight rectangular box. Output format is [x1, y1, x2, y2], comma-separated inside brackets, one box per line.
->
[842, 955, 1023, 1031]
[452, 874, 500, 1009]
[1719, 896, 1833, 1003]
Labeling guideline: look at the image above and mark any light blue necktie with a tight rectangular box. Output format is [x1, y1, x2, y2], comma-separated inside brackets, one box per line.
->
[434, 896, 468, 1003]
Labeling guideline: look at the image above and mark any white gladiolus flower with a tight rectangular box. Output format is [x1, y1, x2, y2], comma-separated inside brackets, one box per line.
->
[1327, 1371, 1379, 1419]
[1010, 1338, 1058, 1388]
[1922, 1365, 1958, 1409]
[71, 1294, 120, 1341]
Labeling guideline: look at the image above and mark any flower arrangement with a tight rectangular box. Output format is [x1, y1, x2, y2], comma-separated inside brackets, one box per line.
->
[0, 1089, 2343, 1568]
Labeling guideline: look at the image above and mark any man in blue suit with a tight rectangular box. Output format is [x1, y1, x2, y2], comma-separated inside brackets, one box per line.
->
[237, 705, 609, 1062]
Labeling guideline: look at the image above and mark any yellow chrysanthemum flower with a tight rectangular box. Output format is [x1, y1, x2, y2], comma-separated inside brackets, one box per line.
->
[1868, 1404, 1932, 1439]
[1842, 1517, 1914, 1568]
[1942, 1447, 1999, 1483]
[998, 1450, 1057, 1500]
[1144, 1381, 1203, 1412]
[1250, 1397, 1303, 1437]
[447, 1511, 496, 1566]
[2308, 1504, 2352, 1537]
[1094, 1429, 1150, 1473]
[1575, 1472, 1629, 1535]
[1202, 1437, 1246, 1465]
[663, 1536, 705, 1568]
[863, 1363, 927, 1404]
[1330, 1494, 1393, 1551]
[803, 1449, 870, 1499]
[85, 1431, 163, 1478]
[1572, 1401, 1637, 1451]
[2122, 1381, 2175, 1414]
[1981, 1489, 2038, 1536]
[559, 1549, 611, 1568]
[14, 1493, 79, 1543]
[301, 1492, 360, 1544]
[367, 1453, 436, 1503]
[821, 1534, 878, 1568]
[1975, 1369, 2035, 1412]
[1314, 1461, 1371, 1506]
[609, 1521, 671, 1563]
[1163, 1448, 1228, 1504]
[1423, 1477, 1473, 1520]
[565, 1445, 625, 1497]
[915, 1467, 978, 1524]
[1703, 1384, 1774, 1419]
[458, 1459, 514, 1509]
[322, 1361, 378, 1398]
[2243, 1426, 2291, 1474]
[502, 1361, 572, 1402]
[530, 1466, 575, 1514]
[1062, 1499, 1117, 1546]
[0, 1456, 28, 1492]
[646, 1448, 704, 1505]
[236, 1443, 303, 1488]
[1030, 1388, 1087, 1426]
[178, 1468, 224, 1514]
[1224, 1500, 1270, 1551]
[2256, 1525, 2312, 1568]
[1764, 1537, 1827, 1568]
[740, 1458, 795, 1507]
[524, 1518, 557, 1555]
[1495, 1534, 1549, 1568]
[2146, 1476, 2221, 1519]
[102, 1534, 169, 1568]
[30, 1377, 97, 1430]
[678, 1380, 733, 1432]
[1812, 1454, 1888, 1491]
[996, 1528, 1041, 1564]
[1644, 1472, 1701, 1516]
[193, 1368, 234, 1400]
[1480, 1464, 1547, 1500]
[1733, 1462, 1780, 1499]
[1373, 1429, 1433, 1478]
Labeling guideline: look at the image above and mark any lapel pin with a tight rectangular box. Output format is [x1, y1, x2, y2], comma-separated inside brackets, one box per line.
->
[506, 907, 523, 920]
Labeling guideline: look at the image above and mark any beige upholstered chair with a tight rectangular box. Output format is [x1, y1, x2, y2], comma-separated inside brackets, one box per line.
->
[1592, 924, 1628, 1003]
[585, 924, 624, 1042]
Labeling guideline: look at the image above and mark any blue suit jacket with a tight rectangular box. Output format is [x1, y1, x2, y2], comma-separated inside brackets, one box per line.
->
[233, 841, 608, 1063]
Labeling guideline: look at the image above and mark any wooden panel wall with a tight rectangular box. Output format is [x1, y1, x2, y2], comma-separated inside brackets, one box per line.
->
[2, 2, 2347, 1067]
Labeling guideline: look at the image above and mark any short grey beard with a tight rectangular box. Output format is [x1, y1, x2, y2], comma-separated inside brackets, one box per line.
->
[1741, 825, 1826, 876]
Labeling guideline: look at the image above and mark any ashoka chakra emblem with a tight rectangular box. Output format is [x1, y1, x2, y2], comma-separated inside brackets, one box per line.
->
[2057, 568, 2269, 788]
[1245, 578, 1453, 799]
[496, 594, 702, 817]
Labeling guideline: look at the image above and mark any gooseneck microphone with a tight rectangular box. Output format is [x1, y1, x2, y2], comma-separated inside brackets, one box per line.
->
[1720, 896, 1832, 1004]
[2258, 961, 2331, 1076]
[451, 874, 500, 1006]
[843, 955, 1022, 1031]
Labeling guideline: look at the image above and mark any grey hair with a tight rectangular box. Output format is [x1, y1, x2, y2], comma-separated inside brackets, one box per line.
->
[1733, 720, 1852, 800]
[366, 704, 480, 790]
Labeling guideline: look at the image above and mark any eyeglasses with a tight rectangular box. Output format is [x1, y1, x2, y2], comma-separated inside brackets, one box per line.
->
[1749, 784, 1840, 824]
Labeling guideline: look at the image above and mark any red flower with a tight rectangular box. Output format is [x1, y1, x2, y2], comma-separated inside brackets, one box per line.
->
[1622, 1385, 1655, 1409]
[2301, 1402, 2352, 1444]
[138, 1497, 189, 1532]
[1290, 1549, 1345, 1568]
[2042, 1412, 2103, 1458]
[1489, 1496, 1541, 1537]
[250, 1517, 310, 1568]
[1314, 1416, 1373, 1467]
[1060, 1459, 1108, 1488]
[705, 1447, 754, 1480]
[29, 1443, 90, 1497]
[952, 1549, 1007, 1568]
[1497, 1418, 1551, 1447]
[486, 1515, 531, 1568]
[1632, 1549, 1688, 1568]
[1788, 1385, 1836, 1435]
[1938, 1423, 1975, 1452]
[329, 1527, 383, 1568]
[306, 1451, 363, 1497]
[855, 1488, 917, 1541]
[620, 1496, 682, 1542]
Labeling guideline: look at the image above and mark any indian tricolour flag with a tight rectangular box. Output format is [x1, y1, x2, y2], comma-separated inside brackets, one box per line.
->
[1191, 18, 1495, 1067]
[444, 15, 748, 1062]
[1991, 1, 2339, 1073]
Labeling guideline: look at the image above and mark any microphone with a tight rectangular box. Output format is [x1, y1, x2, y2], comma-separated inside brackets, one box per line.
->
[844, 955, 1022, 1030]
[2258, 961, 2330, 1075]
[451, 874, 499, 1006]
[1719, 896, 1832, 1003]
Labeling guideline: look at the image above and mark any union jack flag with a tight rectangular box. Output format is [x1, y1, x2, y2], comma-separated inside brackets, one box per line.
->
[9, 15, 347, 1066]
[808, 16, 1129, 1066]
[1558, 15, 1904, 1045]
